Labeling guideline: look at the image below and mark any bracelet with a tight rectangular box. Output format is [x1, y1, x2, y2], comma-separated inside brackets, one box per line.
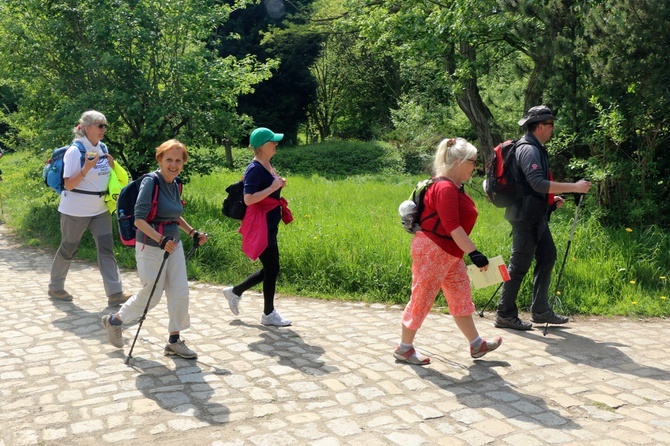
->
[188, 228, 195, 236]
[81, 170, 87, 178]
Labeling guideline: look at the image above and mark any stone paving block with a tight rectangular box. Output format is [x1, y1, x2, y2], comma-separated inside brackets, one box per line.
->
[584, 393, 626, 409]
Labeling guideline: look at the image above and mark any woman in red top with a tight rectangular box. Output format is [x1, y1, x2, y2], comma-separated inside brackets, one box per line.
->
[394, 137, 502, 365]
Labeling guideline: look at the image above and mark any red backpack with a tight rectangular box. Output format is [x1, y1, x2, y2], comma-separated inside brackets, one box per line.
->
[484, 140, 520, 208]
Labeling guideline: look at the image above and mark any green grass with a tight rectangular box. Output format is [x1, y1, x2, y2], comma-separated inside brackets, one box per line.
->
[1, 145, 668, 317]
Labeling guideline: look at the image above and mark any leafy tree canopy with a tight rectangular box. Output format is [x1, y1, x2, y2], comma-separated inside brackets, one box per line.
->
[0, 0, 276, 177]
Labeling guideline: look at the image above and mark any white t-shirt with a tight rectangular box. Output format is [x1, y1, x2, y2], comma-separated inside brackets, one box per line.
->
[58, 137, 111, 217]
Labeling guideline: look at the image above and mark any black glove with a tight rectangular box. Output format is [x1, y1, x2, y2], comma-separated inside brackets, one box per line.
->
[468, 250, 489, 268]
[159, 236, 173, 250]
[192, 231, 208, 247]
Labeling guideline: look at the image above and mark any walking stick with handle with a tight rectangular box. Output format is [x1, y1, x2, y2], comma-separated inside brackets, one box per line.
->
[544, 194, 584, 336]
[185, 231, 205, 261]
[125, 249, 170, 365]
[125, 232, 204, 364]
[478, 282, 503, 317]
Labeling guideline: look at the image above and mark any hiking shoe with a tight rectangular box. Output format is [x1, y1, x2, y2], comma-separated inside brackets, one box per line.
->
[261, 309, 292, 327]
[48, 289, 73, 302]
[102, 315, 124, 348]
[471, 337, 503, 359]
[494, 316, 532, 331]
[531, 310, 569, 325]
[223, 286, 241, 316]
[164, 339, 198, 359]
[107, 292, 132, 307]
[393, 346, 430, 365]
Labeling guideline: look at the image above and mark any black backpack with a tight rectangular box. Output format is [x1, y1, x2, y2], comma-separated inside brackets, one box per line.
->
[221, 180, 246, 220]
[116, 172, 182, 247]
[484, 139, 520, 207]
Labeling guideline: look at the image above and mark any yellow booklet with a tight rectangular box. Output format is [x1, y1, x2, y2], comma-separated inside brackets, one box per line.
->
[467, 255, 511, 289]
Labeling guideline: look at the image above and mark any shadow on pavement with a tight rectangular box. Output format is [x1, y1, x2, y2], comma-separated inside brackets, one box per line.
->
[246, 327, 334, 376]
[536, 327, 669, 381]
[51, 301, 139, 342]
[408, 359, 580, 431]
[129, 357, 230, 424]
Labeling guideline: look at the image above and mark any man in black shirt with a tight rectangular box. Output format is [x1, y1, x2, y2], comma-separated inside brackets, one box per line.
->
[495, 106, 592, 330]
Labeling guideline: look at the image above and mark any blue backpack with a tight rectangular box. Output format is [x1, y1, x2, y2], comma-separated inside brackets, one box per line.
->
[42, 141, 108, 194]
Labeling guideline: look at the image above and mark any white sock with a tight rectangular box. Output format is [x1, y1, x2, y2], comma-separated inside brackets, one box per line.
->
[469, 336, 483, 349]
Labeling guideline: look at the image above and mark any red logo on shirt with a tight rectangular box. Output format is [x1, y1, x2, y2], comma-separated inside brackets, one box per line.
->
[531, 164, 539, 170]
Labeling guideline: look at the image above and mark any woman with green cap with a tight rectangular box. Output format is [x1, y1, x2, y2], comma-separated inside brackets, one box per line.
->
[223, 127, 293, 326]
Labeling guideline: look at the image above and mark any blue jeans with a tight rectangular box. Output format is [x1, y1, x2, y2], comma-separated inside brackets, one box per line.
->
[497, 219, 557, 318]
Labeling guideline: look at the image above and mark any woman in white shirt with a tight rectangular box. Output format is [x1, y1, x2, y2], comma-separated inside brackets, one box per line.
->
[48, 110, 131, 307]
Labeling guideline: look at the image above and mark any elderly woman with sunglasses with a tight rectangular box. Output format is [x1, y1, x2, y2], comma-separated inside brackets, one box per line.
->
[48, 110, 131, 307]
[393, 137, 502, 365]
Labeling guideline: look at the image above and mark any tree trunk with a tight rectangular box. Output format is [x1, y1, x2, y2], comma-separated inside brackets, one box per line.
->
[224, 138, 233, 168]
[455, 42, 503, 167]
[524, 67, 544, 113]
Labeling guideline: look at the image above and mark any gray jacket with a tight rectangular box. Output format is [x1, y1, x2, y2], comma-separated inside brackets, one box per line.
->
[504, 133, 552, 223]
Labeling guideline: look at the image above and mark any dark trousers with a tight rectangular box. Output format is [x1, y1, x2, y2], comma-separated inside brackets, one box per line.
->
[497, 219, 557, 318]
[233, 240, 280, 316]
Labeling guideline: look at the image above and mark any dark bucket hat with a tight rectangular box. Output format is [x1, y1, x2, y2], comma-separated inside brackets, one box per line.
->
[518, 105, 555, 126]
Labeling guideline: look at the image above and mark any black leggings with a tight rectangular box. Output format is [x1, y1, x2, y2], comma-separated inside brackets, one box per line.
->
[233, 242, 280, 315]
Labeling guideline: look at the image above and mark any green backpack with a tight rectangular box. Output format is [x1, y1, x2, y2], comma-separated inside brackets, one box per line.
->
[398, 177, 449, 235]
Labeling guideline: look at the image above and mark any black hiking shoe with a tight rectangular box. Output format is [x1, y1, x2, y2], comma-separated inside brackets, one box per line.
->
[531, 310, 569, 325]
[494, 316, 532, 331]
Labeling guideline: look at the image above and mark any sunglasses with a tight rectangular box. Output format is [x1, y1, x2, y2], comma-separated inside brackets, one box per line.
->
[93, 124, 108, 129]
[540, 121, 555, 127]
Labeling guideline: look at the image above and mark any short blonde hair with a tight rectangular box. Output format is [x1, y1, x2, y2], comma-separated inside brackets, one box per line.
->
[155, 139, 189, 163]
[73, 110, 107, 138]
[433, 137, 477, 176]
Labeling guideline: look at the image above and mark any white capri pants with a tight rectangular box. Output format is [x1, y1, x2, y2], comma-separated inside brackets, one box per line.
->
[118, 242, 190, 333]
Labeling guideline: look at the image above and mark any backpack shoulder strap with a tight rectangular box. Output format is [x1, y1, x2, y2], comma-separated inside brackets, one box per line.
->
[100, 142, 108, 154]
[144, 172, 161, 223]
[419, 177, 453, 240]
[72, 141, 87, 167]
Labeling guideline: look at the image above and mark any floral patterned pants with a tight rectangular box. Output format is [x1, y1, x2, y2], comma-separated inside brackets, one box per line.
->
[401, 232, 475, 330]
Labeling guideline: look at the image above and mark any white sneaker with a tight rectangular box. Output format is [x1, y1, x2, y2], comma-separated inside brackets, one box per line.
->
[261, 309, 292, 327]
[223, 286, 241, 316]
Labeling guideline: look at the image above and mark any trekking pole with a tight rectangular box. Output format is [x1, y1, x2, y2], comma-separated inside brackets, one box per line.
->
[544, 194, 584, 336]
[125, 249, 170, 365]
[478, 282, 503, 317]
[184, 231, 206, 261]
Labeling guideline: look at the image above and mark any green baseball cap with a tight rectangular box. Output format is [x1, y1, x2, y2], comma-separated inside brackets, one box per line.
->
[250, 127, 283, 149]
